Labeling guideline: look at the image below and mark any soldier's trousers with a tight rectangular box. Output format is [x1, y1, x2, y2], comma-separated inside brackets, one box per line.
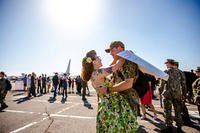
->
[0, 90, 7, 105]
[0, 93, 4, 105]
[163, 98, 183, 127]
[181, 101, 191, 123]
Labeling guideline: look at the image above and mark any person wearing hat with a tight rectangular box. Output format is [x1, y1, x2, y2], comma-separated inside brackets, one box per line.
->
[105, 41, 140, 128]
[159, 59, 184, 132]
[164, 59, 175, 67]
[192, 67, 200, 118]
[0, 71, 8, 110]
[174, 61, 192, 125]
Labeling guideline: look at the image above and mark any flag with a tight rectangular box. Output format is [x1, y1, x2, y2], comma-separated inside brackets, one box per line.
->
[117, 50, 168, 81]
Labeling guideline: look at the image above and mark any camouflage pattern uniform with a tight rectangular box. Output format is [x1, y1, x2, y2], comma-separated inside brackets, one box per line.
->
[113, 60, 139, 116]
[192, 77, 200, 115]
[159, 67, 183, 127]
[177, 69, 187, 98]
[0, 78, 7, 107]
[177, 68, 191, 124]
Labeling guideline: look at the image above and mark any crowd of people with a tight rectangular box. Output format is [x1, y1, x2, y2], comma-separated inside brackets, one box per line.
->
[0, 72, 91, 110]
[0, 41, 200, 133]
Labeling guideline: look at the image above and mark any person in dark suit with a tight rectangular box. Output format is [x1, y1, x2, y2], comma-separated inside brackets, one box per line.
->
[52, 73, 59, 99]
[42, 74, 47, 94]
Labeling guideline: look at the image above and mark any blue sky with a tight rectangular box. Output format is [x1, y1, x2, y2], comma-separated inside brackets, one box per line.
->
[0, 0, 200, 76]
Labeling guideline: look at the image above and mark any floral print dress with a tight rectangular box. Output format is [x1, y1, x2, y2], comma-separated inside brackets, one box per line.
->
[91, 68, 139, 133]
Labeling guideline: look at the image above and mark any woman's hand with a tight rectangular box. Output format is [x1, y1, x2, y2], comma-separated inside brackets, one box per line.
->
[111, 58, 125, 72]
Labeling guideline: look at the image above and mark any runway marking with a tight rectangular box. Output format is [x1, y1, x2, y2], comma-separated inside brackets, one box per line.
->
[4, 109, 47, 116]
[31, 99, 61, 104]
[10, 117, 48, 133]
[7, 105, 95, 133]
[50, 114, 96, 119]
[4, 109, 35, 114]
[4, 109, 96, 120]
[10, 122, 37, 133]
[56, 103, 80, 114]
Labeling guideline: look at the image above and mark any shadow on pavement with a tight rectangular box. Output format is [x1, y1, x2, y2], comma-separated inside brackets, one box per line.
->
[141, 112, 166, 132]
[13, 96, 32, 104]
[155, 110, 165, 115]
[137, 126, 148, 133]
[190, 114, 200, 122]
[13, 92, 25, 96]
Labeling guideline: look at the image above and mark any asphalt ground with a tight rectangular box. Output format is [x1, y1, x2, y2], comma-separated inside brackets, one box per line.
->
[0, 84, 200, 133]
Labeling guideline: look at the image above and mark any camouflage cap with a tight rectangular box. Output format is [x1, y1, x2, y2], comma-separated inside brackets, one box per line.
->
[0, 71, 5, 76]
[165, 59, 175, 64]
[174, 61, 179, 67]
[105, 41, 125, 53]
[195, 67, 200, 72]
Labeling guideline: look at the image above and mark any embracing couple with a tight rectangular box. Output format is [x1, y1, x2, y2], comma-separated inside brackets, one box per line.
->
[81, 41, 140, 132]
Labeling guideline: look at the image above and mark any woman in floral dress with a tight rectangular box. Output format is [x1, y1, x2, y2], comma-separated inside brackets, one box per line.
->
[81, 50, 138, 133]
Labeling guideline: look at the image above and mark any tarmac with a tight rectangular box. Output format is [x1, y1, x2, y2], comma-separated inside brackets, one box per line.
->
[0, 83, 200, 133]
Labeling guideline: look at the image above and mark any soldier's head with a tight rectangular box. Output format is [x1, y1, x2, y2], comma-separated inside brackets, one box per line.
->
[165, 59, 175, 69]
[105, 41, 125, 60]
[195, 67, 200, 77]
[0, 71, 5, 79]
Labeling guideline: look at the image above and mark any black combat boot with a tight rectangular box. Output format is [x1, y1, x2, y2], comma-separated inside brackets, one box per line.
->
[177, 126, 184, 133]
[0, 103, 8, 111]
[160, 126, 173, 133]
[167, 126, 173, 132]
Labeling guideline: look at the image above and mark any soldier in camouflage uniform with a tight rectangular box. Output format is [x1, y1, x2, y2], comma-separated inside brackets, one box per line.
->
[174, 61, 192, 125]
[105, 41, 139, 124]
[159, 59, 183, 132]
[0, 71, 8, 111]
[192, 67, 200, 117]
